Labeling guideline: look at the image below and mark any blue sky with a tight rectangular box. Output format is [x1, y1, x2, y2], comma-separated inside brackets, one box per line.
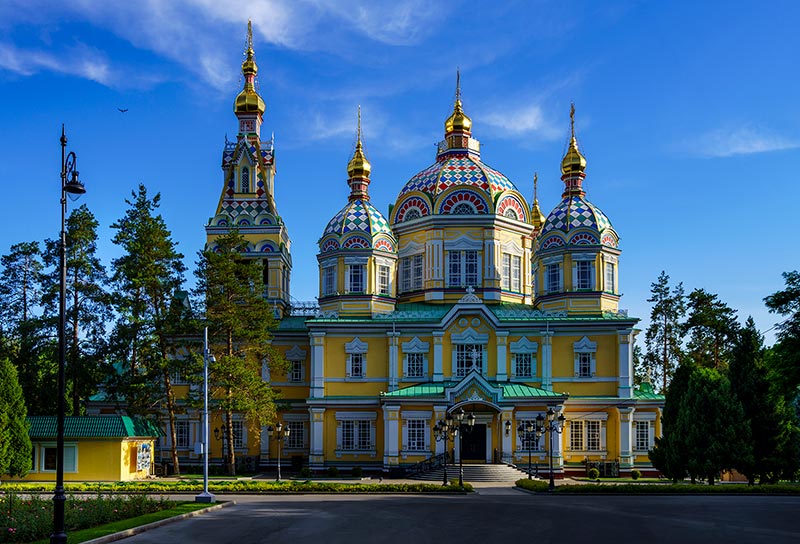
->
[1, 0, 797, 344]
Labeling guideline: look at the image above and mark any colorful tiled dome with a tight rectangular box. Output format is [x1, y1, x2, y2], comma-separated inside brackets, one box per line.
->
[321, 199, 394, 251]
[540, 195, 617, 248]
[399, 154, 517, 199]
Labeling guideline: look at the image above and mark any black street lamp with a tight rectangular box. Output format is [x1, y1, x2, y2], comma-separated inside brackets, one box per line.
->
[267, 422, 291, 482]
[455, 408, 476, 488]
[51, 126, 86, 544]
[537, 407, 566, 491]
[214, 424, 229, 473]
[433, 412, 457, 486]
[517, 420, 536, 480]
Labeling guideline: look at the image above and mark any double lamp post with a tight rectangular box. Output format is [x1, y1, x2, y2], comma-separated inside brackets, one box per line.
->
[433, 407, 475, 488]
[505, 407, 565, 490]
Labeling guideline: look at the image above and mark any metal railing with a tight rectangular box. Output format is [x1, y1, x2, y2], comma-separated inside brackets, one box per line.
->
[404, 452, 449, 477]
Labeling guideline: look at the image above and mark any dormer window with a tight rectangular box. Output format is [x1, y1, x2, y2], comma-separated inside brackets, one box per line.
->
[241, 167, 250, 193]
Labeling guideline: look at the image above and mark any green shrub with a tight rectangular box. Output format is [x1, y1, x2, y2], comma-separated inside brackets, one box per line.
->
[327, 466, 340, 477]
[587, 468, 600, 480]
[351, 466, 363, 477]
[515, 479, 549, 492]
[631, 469, 642, 480]
[300, 467, 311, 477]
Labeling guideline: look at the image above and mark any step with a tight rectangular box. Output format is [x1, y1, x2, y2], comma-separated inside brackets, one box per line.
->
[409, 463, 529, 482]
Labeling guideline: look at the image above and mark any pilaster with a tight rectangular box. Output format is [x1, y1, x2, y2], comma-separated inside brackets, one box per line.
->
[618, 329, 634, 398]
[382, 406, 400, 471]
[495, 331, 509, 382]
[309, 407, 326, 470]
[541, 331, 553, 391]
[433, 331, 444, 382]
[310, 331, 326, 398]
[618, 407, 634, 468]
[387, 331, 400, 392]
[501, 409, 514, 463]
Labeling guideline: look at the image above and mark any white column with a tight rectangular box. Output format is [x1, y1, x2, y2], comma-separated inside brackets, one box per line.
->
[387, 331, 400, 392]
[433, 331, 444, 382]
[618, 329, 634, 398]
[309, 407, 326, 470]
[495, 331, 508, 382]
[618, 407, 634, 469]
[501, 409, 514, 463]
[383, 406, 400, 471]
[310, 331, 326, 398]
[434, 405, 447, 455]
[541, 331, 553, 391]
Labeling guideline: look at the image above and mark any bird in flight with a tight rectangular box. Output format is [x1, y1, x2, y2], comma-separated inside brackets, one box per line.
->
[118, 108, 128, 113]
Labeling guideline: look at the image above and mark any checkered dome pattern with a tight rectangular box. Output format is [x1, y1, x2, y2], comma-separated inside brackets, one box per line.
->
[221, 199, 272, 219]
[541, 196, 614, 235]
[398, 155, 517, 199]
[323, 199, 394, 248]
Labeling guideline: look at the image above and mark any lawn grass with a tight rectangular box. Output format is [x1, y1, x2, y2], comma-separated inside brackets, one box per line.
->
[28, 502, 213, 544]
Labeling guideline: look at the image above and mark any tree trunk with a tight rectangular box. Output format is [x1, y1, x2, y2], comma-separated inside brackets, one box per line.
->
[163, 368, 180, 476]
[662, 314, 668, 392]
[226, 407, 236, 476]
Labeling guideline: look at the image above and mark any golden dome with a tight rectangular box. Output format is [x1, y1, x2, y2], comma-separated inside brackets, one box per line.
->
[445, 99, 472, 134]
[531, 172, 546, 228]
[347, 106, 371, 178]
[234, 21, 266, 115]
[560, 103, 586, 176]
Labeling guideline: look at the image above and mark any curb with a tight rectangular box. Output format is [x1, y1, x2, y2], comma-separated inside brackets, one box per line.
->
[82, 500, 236, 543]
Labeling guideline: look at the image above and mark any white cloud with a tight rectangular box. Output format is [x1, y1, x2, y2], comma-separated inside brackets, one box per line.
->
[482, 103, 560, 139]
[687, 126, 800, 158]
[0, 42, 112, 85]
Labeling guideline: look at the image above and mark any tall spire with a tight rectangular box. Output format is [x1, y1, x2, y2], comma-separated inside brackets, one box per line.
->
[234, 19, 266, 115]
[560, 102, 587, 197]
[347, 105, 371, 200]
[445, 69, 472, 136]
[531, 171, 546, 228]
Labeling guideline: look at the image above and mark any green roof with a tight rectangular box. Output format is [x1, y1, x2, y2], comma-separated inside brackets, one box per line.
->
[382, 383, 448, 398]
[27, 416, 164, 439]
[382, 381, 561, 399]
[634, 382, 665, 400]
[501, 383, 563, 398]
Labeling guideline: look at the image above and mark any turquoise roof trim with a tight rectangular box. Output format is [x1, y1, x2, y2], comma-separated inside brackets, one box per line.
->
[634, 382, 665, 400]
[27, 416, 164, 439]
[501, 383, 563, 398]
[382, 381, 561, 399]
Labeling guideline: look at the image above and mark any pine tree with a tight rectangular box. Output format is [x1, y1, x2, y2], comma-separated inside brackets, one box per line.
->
[649, 359, 693, 482]
[764, 271, 800, 394]
[41, 205, 111, 415]
[644, 271, 686, 392]
[684, 288, 739, 370]
[0, 355, 33, 477]
[110, 184, 188, 475]
[194, 230, 286, 475]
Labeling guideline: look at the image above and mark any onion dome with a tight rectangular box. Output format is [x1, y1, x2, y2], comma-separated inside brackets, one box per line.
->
[323, 199, 393, 242]
[531, 172, 546, 229]
[234, 21, 266, 115]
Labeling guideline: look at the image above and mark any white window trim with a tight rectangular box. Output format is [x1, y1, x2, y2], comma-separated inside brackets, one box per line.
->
[401, 418, 431, 454]
[335, 413, 377, 456]
[447, 249, 481, 288]
[567, 417, 607, 454]
[510, 337, 538, 379]
[573, 336, 598, 378]
[345, 337, 369, 379]
[39, 443, 78, 473]
[402, 337, 430, 380]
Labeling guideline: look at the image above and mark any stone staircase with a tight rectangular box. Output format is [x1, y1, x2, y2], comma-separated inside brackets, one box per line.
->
[409, 463, 530, 483]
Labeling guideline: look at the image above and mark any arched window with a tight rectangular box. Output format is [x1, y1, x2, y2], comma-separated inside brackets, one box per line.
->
[404, 208, 421, 220]
[241, 167, 250, 193]
[503, 208, 518, 219]
[452, 202, 475, 215]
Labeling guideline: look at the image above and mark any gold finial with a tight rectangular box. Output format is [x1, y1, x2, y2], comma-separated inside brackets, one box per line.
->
[348, 105, 371, 180]
[560, 102, 586, 176]
[235, 19, 265, 115]
[445, 69, 472, 135]
[531, 171, 545, 228]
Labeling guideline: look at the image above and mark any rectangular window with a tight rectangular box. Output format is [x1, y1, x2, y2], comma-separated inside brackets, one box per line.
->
[341, 421, 355, 450]
[43, 445, 76, 472]
[350, 353, 364, 378]
[515, 353, 533, 377]
[378, 265, 390, 295]
[232, 421, 244, 449]
[175, 421, 189, 449]
[406, 353, 425, 378]
[501, 254, 522, 292]
[455, 344, 482, 377]
[323, 266, 336, 296]
[285, 422, 305, 449]
[406, 420, 426, 451]
[576, 260, 592, 290]
[357, 421, 371, 450]
[502, 254, 511, 290]
[348, 265, 365, 293]
[570, 421, 584, 451]
[605, 262, 615, 293]
[400, 255, 423, 293]
[342, 420, 371, 451]
[635, 421, 650, 451]
[577, 353, 592, 378]
[289, 360, 303, 382]
[520, 426, 537, 451]
[586, 420, 601, 451]
[546, 264, 561, 292]
[448, 250, 480, 288]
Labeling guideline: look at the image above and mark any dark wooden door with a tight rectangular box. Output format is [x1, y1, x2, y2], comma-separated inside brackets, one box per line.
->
[461, 424, 486, 461]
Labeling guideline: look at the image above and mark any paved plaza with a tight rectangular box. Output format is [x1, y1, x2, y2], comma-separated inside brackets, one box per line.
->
[120, 485, 800, 544]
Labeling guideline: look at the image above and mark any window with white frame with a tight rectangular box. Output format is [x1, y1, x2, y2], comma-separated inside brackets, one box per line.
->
[175, 421, 189, 449]
[406, 420, 427, 451]
[285, 421, 306, 449]
[569, 419, 604, 452]
[514, 353, 533, 378]
[455, 344, 483, 376]
[545, 263, 561, 292]
[502, 254, 521, 292]
[635, 420, 650, 451]
[605, 262, 615, 293]
[573, 337, 597, 378]
[322, 265, 336, 296]
[345, 337, 368, 379]
[289, 360, 303, 382]
[43, 445, 77, 472]
[447, 250, 480, 288]
[518, 423, 539, 451]
[399, 254, 423, 292]
[575, 260, 592, 290]
[232, 420, 245, 449]
[405, 353, 425, 378]
[340, 420, 373, 451]
[347, 264, 365, 293]
[378, 265, 390, 295]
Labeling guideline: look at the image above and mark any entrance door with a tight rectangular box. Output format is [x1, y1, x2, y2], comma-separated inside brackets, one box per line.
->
[461, 424, 486, 461]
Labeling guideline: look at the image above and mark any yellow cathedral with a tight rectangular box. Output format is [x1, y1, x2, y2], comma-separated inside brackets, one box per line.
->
[198, 26, 664, 478]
